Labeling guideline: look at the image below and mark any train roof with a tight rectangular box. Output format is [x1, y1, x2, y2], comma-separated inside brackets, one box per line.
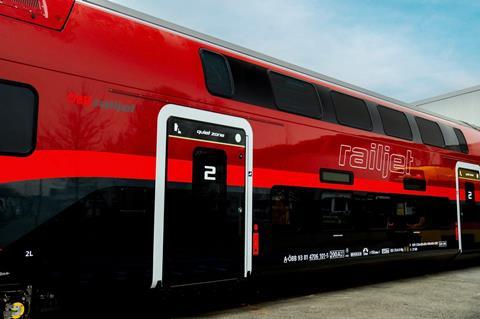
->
[82, 0, 477, 131]
[414, 85, 480, 107]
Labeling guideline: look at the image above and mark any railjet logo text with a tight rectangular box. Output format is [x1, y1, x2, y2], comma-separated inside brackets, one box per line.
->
[339, 143, 414, 179]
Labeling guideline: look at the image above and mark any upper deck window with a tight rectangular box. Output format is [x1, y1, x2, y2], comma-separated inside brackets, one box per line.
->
[227, 57, 276, 109]
[268, 71, 322, 119]
[415, 117, 445, 148]
[439, 124, 464, 153]
[377, 105, 412, 141]
[453, 128, 469, 153]
[331, 91, 372, 131]
[0, 80, 37, 155]
[200, 50, 234, 98]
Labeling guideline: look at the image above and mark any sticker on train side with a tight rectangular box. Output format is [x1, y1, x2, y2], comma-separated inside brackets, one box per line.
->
[281, 241, 448, 264]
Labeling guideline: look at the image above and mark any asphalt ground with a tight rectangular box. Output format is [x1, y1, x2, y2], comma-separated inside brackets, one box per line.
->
[189, 267, 480, 319]
[44, 257, 480, 318]
[170, 258, 480, 319]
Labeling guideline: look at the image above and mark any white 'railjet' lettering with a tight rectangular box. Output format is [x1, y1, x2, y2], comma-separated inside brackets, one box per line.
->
[338, 143, 415, 179]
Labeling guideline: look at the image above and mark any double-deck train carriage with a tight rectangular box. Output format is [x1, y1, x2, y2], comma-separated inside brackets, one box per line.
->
[1, 0, 480, 316]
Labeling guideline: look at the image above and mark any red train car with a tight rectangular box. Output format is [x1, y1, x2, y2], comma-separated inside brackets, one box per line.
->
[1, 0, 480, 316]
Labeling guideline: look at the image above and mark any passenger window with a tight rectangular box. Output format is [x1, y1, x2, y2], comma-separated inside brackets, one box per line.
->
[377, 105, 412, 141]
[227, 57, 276, 109]
[0, 80, 37, 155]
[200, 50, 234, 98]
[270, 187, 353, 232]
[320, 192, 353, 231]
[271, 188, 292, 226]
[269, 71, 322, 119]
[415, 117, 445, 148]
[453, 128, 469, 153]
[331, 91, 372, 131]
[270, 186, 455, 233]
[440, 124, 462, 152]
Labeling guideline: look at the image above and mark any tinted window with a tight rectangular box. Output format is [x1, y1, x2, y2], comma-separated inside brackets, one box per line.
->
[227, 57, 276, 109]
[461, 181, 480, 231]
[192, 147, 227, 208]
[0, 81, 37, 155]
[0, 178, 155, 254]
[415, 117, 445, 148]
[453, 128, 469, 153]
[331, 91, 372, 131]
[377, 105, 412, 140]
[270, 186, 454, 235]
[268, 71, 322, 118]
[270, 187, 353, 232]
[440, 124, 462, 152]
[200, 50, 233, 97]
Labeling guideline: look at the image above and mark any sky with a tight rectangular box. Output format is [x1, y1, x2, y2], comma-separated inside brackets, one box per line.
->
[111, 0, 480, 103]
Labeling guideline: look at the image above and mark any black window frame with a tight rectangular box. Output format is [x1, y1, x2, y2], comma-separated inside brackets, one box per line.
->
[199, 49, 234, 98]
[330, 91, 373, 131]
[415, 116, 446, 149]
[377, 105, 413, 141]
[0, 79, 38, 157]
[268, 70, 323, 119]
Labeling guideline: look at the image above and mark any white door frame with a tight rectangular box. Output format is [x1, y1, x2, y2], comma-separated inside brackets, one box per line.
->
[455, 161, 480, 253]
[151, 104, 254, 288]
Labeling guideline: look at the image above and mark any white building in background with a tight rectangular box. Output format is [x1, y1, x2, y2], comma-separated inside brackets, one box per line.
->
[413, 85, 480, 128]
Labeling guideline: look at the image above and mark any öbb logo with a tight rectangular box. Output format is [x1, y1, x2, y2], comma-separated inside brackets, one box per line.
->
[339, 143, 414, 179]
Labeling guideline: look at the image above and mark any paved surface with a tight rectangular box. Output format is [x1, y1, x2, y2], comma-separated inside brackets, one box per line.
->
[182, 266, 480, 319]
